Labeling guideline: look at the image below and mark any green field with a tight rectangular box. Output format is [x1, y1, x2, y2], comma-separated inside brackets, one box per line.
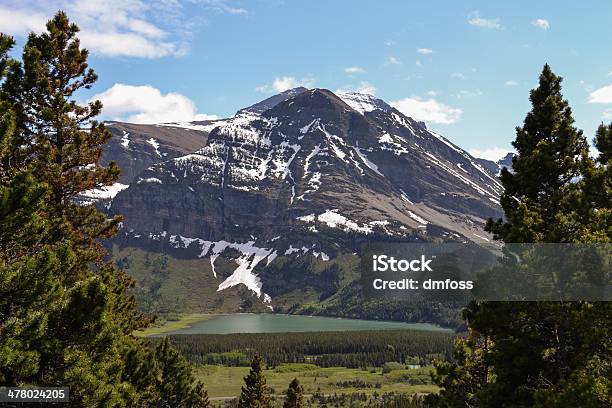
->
[195, 363, 438, 400]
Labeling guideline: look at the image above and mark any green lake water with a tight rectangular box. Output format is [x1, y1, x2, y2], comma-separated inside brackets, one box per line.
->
[161, 314, 452, 335]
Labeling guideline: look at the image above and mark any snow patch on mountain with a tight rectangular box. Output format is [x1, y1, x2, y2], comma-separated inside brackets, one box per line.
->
[138, 177, 162, 184]
[472, 233, 490, 242]
[80, 182, 129, 202]
[166, 234, 276, 301]
[214, 112, 273, 146]
[336, 92, 390, 115]
[298, 209, 373, 234]
[379, 133, 393, 144]
[284, 245, 300, 255]
[120, 131, 130, 148]
[214, 241, 274, 298]
[300, 119, 319, 135]
[147, 138, 161, 157]
[407, 211, 429, 225]
[297, 214, 316, 222]
[159, 121, 220, 133]
[271, 142, 301, 179]
[400, 190, 414, 205]
[312, 251, 330, 261]
[353, 146, 383, 176]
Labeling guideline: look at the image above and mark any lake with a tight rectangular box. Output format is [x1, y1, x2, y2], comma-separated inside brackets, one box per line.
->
[158, 314, 452, 335]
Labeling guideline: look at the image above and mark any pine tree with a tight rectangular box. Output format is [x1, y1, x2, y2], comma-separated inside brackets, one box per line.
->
[1, 12, 210, 407]
[5, 10, 121, 272]
[486, 64, 590, 243]
[152, 338, 210, 407]
[575, 123, 612, 241]
[283, 378, 305, 408]
[239, 354, 272, 408]
[425, 333, 491, 408]
[429, 65, 611, 408]
[0, 14, 143, 406]
[0, 33, 61, 387]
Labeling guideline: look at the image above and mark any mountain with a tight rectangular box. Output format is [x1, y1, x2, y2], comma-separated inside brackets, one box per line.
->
[94, 88, 504, 322]
[238, 87, 309, 114]
[106, 122, 214, 180]
[474, 152, 516, 177]
[497, 152, 515, 172]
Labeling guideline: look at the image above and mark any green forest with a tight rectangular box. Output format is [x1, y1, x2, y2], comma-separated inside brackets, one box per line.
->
[0, 10, 610, 408]
[158, 330, 455, 368]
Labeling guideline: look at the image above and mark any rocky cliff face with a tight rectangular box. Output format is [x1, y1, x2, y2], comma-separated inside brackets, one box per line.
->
[95, 88, 504, 310]
[101, 121, 212, 184]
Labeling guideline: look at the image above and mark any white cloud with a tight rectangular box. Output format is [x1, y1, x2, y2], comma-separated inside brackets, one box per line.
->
[416, 48, 434, 54]
[415, 60, 422, 67]
[384, 40, 395, 46]
[336, 81, 377, 95]
[451, 72, 466, 80]
[390, 97, 462, 125]
[0, 7, 47, 35]
[217, 5, 247, 14]
[91, 83, 218, 124]
[468, 11, 502, 29]
[587, 85, 612, 104]
[532, 18, 550, 30]
[255, 76, 315, 93]
[505, 80, 518, 86]
[588, 89, 612, 130]
[386, 56, 401, 65]
[354, 81, 376, 95]
[0, 0, 246, 58]
[468, 147, 513, 161]
[344, 66, 365, 74]
[427, 90, 439, 97]
[200, 0, 247, 14]
[79, 31, 180, 58]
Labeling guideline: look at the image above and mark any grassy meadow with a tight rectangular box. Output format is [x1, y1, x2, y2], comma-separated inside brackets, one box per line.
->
[195, 363, 437, 400]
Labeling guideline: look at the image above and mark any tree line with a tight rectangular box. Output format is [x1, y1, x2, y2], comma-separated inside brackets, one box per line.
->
[0, 12, 210, 407]
[162, 330, 455, 368]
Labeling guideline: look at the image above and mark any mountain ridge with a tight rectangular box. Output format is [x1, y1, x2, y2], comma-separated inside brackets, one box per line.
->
[95, 87, 504, 314]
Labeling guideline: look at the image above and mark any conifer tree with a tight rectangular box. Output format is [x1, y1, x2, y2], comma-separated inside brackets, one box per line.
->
[429, 65, 611, 408]
[486, 64, 590, 243]
[0, 33, 61, 387]
[5, 10, 121, 272]
[575, 123, 612, 241]
[152, 338, 210, 407]
[283, 378, 305, 408]
[1, 12, 210, 407]
[239, 354, 272, 408]
[426, 333, 491, 408]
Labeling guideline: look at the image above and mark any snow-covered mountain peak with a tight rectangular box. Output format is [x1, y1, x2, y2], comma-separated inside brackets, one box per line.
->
[335, 91, 392, 115]
[100, 86, 507, 307]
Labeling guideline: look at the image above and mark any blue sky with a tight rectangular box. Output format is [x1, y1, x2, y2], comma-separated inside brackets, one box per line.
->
[2, 0, 612, 160]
